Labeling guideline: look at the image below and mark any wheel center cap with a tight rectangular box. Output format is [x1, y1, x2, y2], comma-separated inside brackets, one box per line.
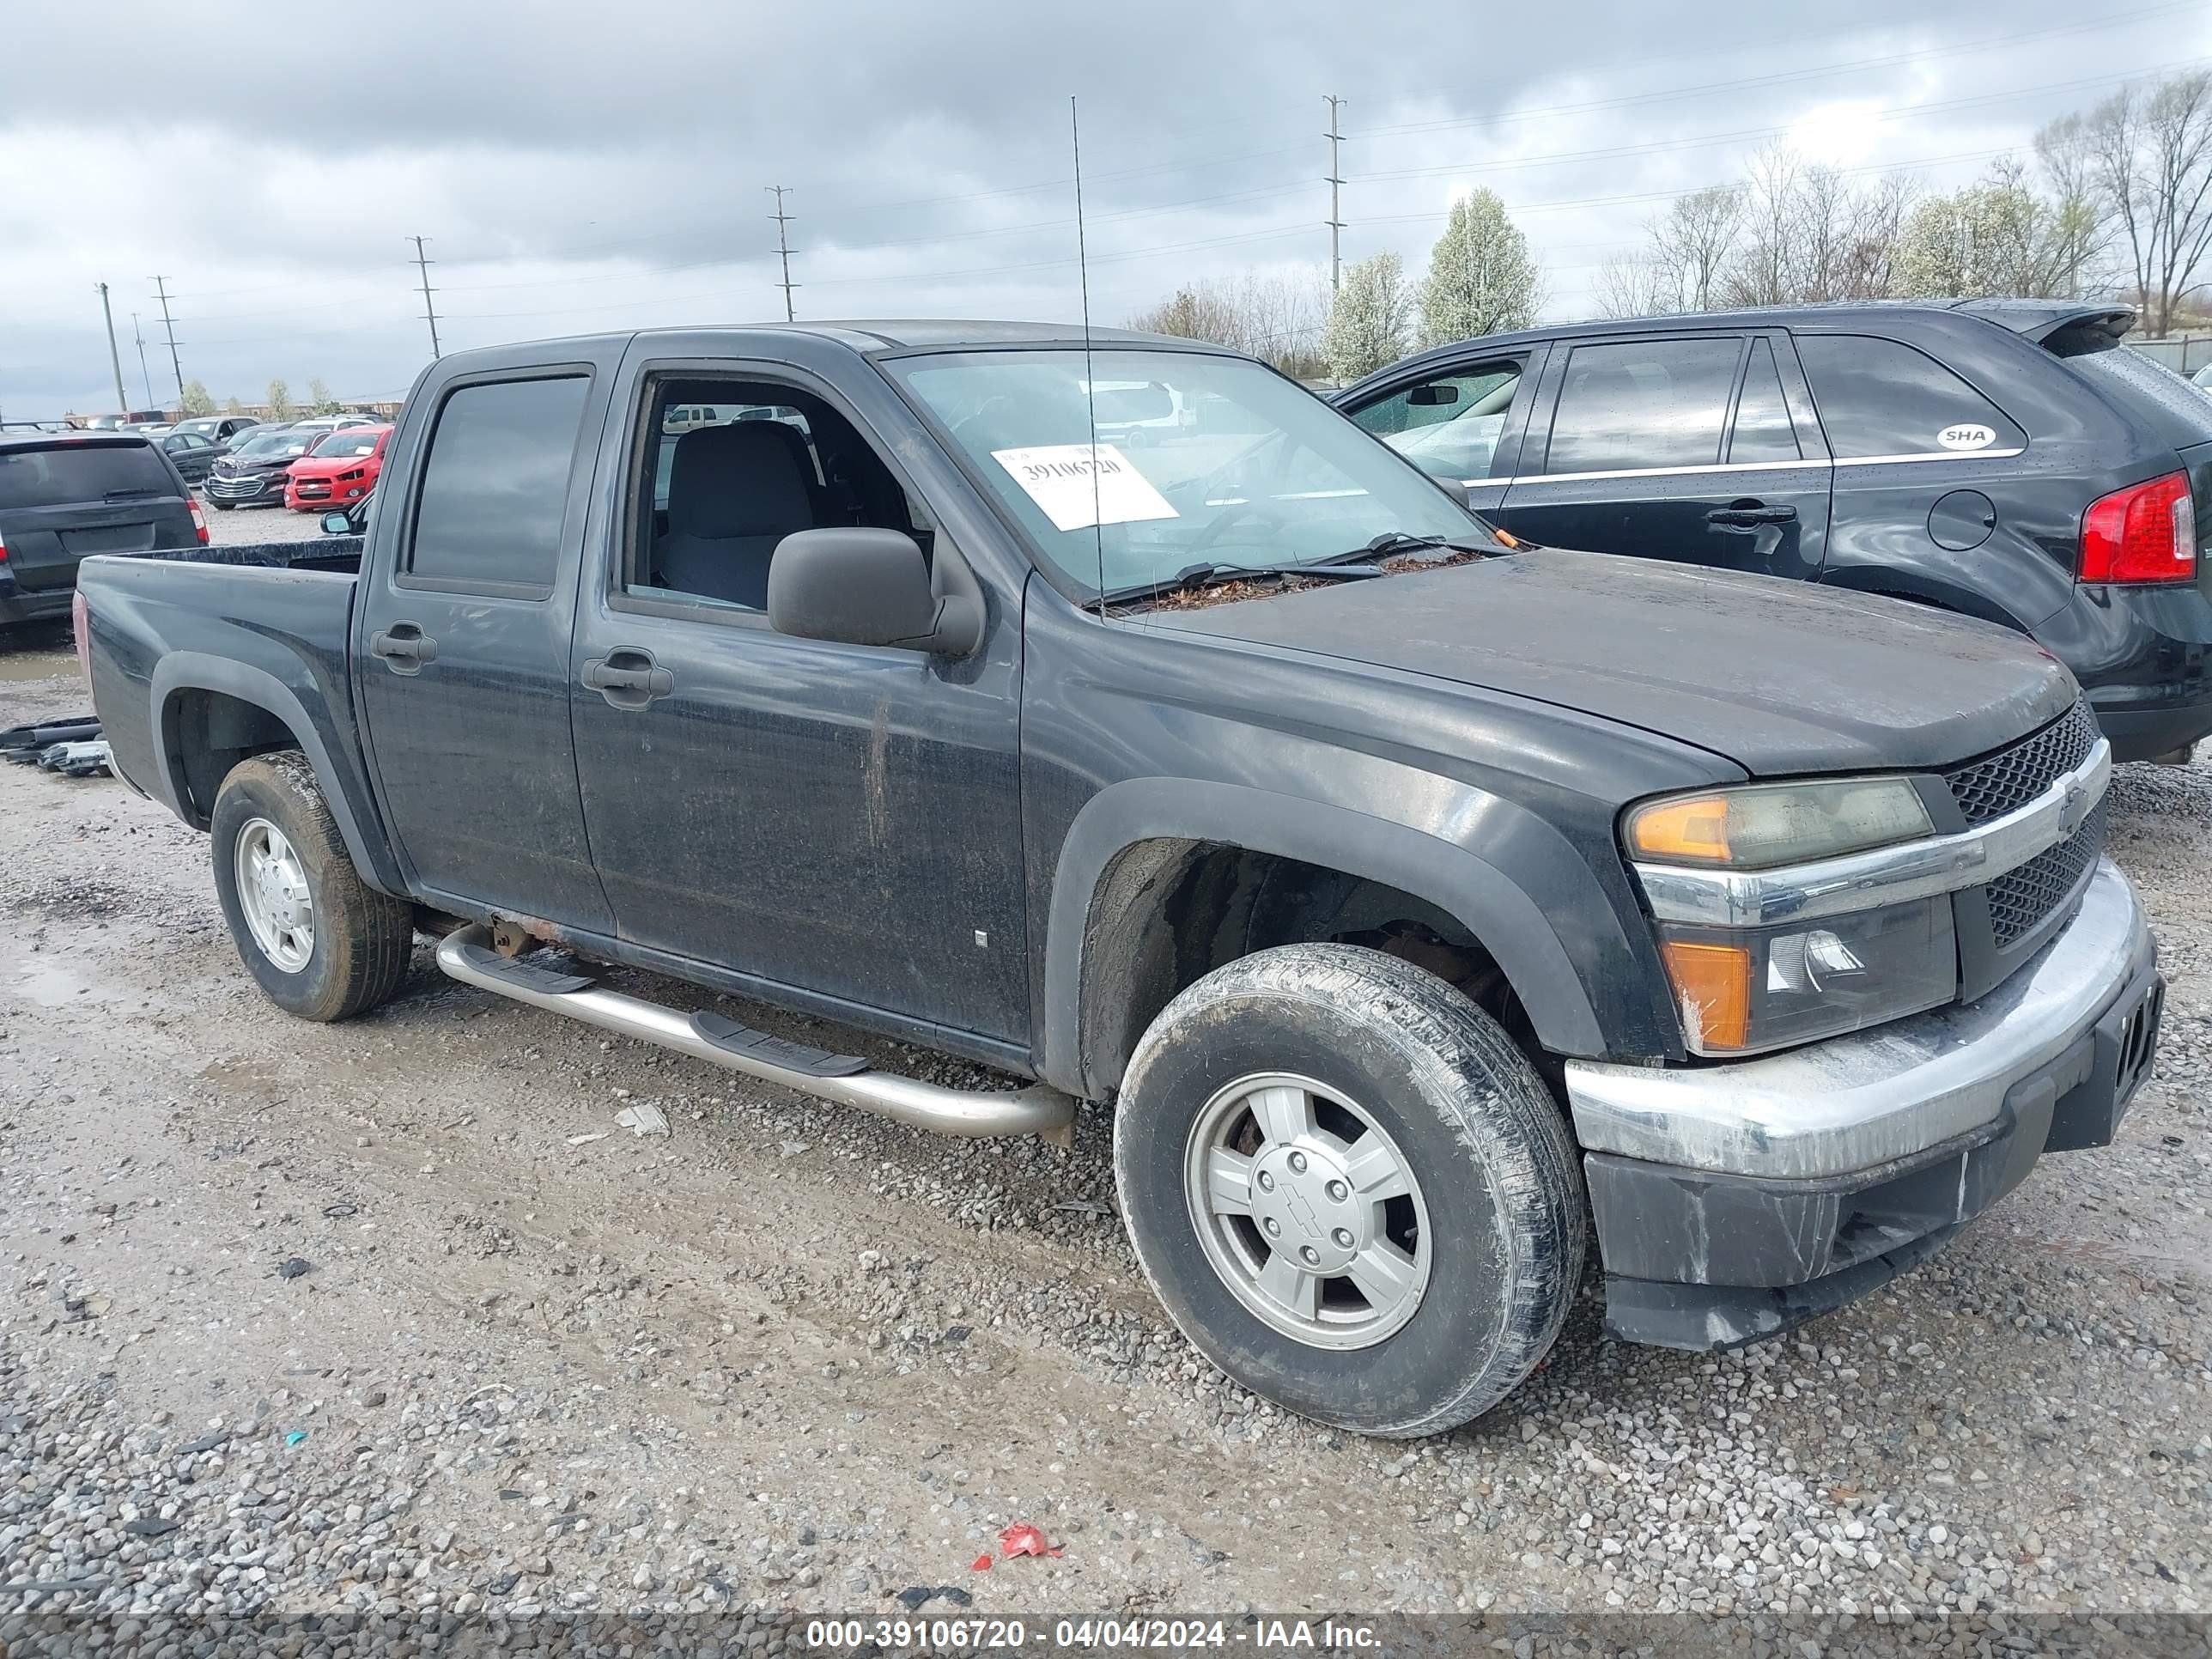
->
[1249, 1142, 1364, 1274]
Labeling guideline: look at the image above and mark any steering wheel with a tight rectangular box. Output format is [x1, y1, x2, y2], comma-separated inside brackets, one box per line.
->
[1192, 501, 1286, 550]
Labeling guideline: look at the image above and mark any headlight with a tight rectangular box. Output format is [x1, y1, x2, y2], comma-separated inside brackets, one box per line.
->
[1626, 777, 1932, 869]
[1626, 776, 1953, 1056]
[1656, 896, 1956, 1055]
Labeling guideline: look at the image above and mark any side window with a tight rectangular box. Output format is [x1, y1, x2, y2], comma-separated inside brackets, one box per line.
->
[1547, 337, 1741, 475]
[1795, 334, 2024, 459]
[407, 375, 590, 591]
[629, 376, 921, 613]
[1350, 364, 1522, 481]
[1729, 339, 1802, 464]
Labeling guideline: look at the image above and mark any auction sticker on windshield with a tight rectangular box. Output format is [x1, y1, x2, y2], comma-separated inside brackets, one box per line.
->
[992, 443, 1179, 532]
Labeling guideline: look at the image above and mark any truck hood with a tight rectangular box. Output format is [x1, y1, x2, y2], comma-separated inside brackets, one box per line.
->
[1151, 550, 2076, 775]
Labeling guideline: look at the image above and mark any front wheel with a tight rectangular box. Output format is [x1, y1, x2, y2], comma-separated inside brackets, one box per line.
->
[1114, 944, 1585, 1437]
[210, 751, 414, 1021]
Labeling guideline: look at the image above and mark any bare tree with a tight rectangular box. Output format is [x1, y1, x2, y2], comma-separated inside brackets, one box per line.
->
[2084, 71, 2212, 333]
[2035, 113, 2113, 298]
[1720, 143, 1911, 306]
[1127, 267, 1330, 376]
[1654, 185, 1743, 312]
[1591, 252, 1680, 319]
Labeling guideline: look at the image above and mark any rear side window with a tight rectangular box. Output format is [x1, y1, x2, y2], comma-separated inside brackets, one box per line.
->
[407, 376, 590, 590]
[1546, 337, 1741, 474]
[1796, 334, 2023, 459]
[0, 441, 176, 509]
[2067, 346, 2212, 450]
[1729, 339, 1801, 463]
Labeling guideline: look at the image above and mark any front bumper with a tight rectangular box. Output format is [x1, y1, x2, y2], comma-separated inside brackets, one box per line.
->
[204, 471, 285, 502]
[1565, 859, 2160, 1350]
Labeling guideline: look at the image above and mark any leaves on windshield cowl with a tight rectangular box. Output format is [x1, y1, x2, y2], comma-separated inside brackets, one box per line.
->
[1134, 544, 1490, 613]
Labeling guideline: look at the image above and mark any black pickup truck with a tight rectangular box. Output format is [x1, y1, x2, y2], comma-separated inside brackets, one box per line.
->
[80, 322, 2161, 1437]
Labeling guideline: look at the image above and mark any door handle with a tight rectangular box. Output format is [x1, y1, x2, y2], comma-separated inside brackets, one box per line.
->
[1706, 502, 1798, 528]
[582, 648, 674, 709]
[369, 623, 437, 673]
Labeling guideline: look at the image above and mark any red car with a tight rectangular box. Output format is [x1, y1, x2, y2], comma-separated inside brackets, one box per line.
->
[284, 424, 392, 512]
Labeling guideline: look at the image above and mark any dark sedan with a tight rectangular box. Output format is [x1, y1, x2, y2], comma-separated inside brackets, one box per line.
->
[201, 426, 318, 507]
[1336, 301, 2212, 763]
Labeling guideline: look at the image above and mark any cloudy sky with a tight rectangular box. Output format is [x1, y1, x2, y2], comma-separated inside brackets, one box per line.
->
[2, 0, 2203, 417]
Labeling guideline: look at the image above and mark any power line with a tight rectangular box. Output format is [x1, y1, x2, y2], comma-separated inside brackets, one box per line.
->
[1324, 94, 1346, 295]
[410, 235, 442, 358]
[768, 185, 799, 321]
[150, 276, 185, 400]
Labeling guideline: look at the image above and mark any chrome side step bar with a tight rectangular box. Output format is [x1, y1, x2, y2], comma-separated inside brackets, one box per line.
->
[435, 924, 1077, 1143]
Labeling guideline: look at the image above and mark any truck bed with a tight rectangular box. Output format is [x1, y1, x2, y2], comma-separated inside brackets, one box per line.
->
[77, 543, 387, 884]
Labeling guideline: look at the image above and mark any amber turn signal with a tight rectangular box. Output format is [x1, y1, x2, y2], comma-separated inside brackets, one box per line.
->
[1657, 938, 1753, 1052]
[1627, 794, 1733, 863]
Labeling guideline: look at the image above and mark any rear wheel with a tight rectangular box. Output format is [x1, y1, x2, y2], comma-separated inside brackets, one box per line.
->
[210, 751, 413, 1021]
[1114, 944, 1584, 1437]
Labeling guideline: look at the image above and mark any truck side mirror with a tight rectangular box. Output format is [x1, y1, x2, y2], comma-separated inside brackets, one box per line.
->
[767, 527, 984, 656]
[320, 511, 355, 535]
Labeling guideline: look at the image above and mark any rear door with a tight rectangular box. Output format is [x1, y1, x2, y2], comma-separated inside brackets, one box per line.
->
[1498, 329, 1832, 581]
[354, 355, 619, 932]
[0, 438, 198, 590]
[1339, 345, 1547, 520]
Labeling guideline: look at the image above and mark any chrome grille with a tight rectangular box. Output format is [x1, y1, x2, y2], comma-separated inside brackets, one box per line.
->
[1942, 698, 2099, 827]
[1988, 800, 2105, 948]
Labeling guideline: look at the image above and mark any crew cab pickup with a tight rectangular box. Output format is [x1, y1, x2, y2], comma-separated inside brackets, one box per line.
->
[79, 323, 2162, 1437]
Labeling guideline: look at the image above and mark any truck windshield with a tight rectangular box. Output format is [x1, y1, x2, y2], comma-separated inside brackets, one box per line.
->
[889, 349, 1483, 599]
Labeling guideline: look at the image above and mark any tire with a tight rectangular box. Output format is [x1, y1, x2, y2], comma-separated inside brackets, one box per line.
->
[210, 751, 414, 1022]
[1114, 944, 1584, 1437]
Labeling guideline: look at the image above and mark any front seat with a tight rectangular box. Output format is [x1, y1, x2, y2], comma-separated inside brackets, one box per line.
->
[656, 422, 817, 608]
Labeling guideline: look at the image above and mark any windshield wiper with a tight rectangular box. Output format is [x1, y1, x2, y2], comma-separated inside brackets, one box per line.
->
[103, 487, 161, 501]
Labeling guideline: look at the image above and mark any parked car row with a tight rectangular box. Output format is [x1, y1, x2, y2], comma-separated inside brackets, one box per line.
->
[202, 420, 392, 510]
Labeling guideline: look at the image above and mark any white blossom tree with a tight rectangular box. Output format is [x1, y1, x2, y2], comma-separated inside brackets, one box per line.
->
[1418, 191, 1542, 345]
[1322, 252, 1414, 380]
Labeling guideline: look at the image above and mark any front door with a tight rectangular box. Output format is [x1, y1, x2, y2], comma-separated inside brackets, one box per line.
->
[354, 356, 617, 932]
[567, 359, 1030, 1044]
[1499, 330, 1832, 582]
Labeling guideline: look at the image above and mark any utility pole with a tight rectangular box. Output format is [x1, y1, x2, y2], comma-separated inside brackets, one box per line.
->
[95, 283, 129, 415]
[131, 313, 155, 405]
[1323, 94, 1346, 295]
[767, 185, 799, 322]
[150, 276, 185, 403]
[410, 235, 442, 359]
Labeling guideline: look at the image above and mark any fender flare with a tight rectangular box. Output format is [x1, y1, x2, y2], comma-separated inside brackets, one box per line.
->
[149, 652, 406, 896]
[1039, 776, 1608, 1097]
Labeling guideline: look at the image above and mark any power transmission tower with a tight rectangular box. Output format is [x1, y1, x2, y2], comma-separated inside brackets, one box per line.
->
[150, 276, 185, 401]
[131, 313, 155, 405]
[1323, 94, 1346, 295]
[95, 283, 128, 415]
[410, 235, 442, 358]
[767, 185, 799, 322]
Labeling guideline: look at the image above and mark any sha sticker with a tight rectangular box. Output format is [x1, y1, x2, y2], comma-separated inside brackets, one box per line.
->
[1936, 423, 1996, 452]
[991, 443, 1179, 532]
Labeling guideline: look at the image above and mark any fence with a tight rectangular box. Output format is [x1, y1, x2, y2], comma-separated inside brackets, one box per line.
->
[2126, 333, 2212, 376]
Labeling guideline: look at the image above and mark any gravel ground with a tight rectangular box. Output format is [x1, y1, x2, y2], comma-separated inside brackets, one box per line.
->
[0, 632, 2208, 1642]
[195, 498, 330, 546]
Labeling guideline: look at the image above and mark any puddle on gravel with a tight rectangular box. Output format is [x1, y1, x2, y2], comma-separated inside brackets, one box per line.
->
[6, 951, 109, 1008]
[0, 641, 77, 683]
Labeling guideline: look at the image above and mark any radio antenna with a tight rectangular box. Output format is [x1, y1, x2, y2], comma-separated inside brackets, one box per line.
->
[1072, 94, 1107, 615]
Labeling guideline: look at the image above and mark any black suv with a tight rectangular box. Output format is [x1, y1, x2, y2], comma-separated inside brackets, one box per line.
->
[0, 433, 201, 630]
[1337, 301, 2212, 763]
